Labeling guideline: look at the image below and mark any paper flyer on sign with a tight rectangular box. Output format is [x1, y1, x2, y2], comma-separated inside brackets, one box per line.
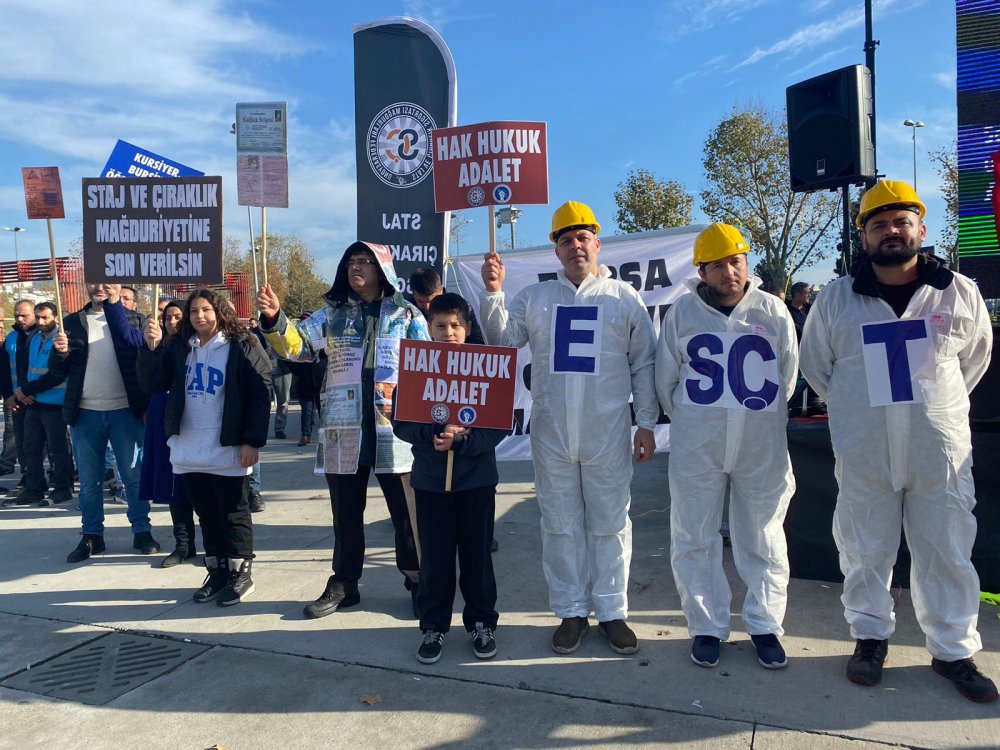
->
[318, 428, 361, 475]
[326, 337, 363, 385]
[322, 386, 363, 427]
[22, 167, 65, 220]
[237, 153, 289, 208]
[374, 338, 400, 383]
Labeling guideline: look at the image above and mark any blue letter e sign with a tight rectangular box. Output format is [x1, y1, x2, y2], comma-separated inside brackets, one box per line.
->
[551, 305, 602, 375]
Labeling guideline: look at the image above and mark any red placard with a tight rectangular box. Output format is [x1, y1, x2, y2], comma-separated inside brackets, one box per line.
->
[21, 167, 65, 220]
[395, 340, 518, 429]
[431, 121, 548, 212]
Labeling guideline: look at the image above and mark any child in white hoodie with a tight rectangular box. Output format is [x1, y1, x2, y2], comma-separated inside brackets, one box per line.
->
[138, 289, 271, 606]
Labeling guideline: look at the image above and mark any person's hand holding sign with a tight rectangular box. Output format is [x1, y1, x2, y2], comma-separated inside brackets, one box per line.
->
[103, 284, 121, 304]
[434, 424, 469, 452]
[481, 251, 505, 293]
[53, 331, 70, 357]
[144, 316, 162, 351]
[257, 284, 280, 321]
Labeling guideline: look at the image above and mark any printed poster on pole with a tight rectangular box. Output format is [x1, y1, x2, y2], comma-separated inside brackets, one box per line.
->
[236, 101, 289, 208]
[22, 167, 65, 220]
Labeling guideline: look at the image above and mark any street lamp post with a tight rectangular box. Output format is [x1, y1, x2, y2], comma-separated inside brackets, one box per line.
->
[495, 207, 523, 250]
[1, 226, 25, 295]
[903, 119, 925, 191]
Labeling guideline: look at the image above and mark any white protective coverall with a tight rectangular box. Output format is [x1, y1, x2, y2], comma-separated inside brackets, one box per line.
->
[799, 257, 994, 660]
[479, 266, 658, 621]
[656, 277, 798, 639]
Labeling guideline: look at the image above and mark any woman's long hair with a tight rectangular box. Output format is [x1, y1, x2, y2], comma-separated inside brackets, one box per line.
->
[176, 288, 248, 348]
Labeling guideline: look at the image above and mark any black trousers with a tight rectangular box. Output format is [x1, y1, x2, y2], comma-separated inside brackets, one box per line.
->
[325, 467, 418, 596]
[23, 407, 72, 496]
[415, 486, 498, 634]
[182, 473, 253, 560]
[0, 406, 27, 475]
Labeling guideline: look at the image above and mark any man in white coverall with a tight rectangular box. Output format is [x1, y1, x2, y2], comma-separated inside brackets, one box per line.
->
[656, 223, 798, 670]
[479, 201, 658, 655]
[800, 180, 996, 703]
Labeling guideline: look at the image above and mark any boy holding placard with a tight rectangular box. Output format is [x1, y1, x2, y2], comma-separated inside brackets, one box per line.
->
[393, 293, 509, 664]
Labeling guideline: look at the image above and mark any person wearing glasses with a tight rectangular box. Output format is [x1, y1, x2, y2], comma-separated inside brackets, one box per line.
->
[257, 242, 429, 619]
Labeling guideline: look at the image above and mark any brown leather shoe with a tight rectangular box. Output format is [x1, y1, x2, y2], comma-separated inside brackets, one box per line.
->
[552, 616, 590, 654]
[598, 619, 639, 654]
[298, 435, 310, 446]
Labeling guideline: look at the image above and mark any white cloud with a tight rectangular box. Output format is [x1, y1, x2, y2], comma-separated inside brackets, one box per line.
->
[657, 0, 779, 39]
[732, 8, 861, 70]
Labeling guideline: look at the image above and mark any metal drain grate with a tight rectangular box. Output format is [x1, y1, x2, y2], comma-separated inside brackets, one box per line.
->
[2, 633, 208, 705]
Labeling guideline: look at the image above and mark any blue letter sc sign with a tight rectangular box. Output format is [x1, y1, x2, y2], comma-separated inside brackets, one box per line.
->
[682, 332, 780, 411]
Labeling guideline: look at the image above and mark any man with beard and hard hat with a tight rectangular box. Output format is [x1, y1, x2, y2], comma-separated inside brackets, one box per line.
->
[655, 223, 798, 670]
[800, 180, 996, 703]
[257, 242, 429, 619]
[479, 200, 657, 655]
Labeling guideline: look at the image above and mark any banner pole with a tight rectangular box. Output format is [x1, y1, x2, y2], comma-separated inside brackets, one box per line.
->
[488, 205, 497, 256]
[152, 283, 160, 319]
[46, 218, 64, 326]
[247, 205, 259, 291]
[261, 207, 269, 287]
[445, 450, 454, 492]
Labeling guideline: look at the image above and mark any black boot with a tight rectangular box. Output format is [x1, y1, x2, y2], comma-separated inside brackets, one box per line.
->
[218, 558, 255, 606]
[193, 556, 228, 603]
[162, 505, 198, 568]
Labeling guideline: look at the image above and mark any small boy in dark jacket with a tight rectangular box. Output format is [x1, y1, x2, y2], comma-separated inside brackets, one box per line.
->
[393, 293, 509, 664]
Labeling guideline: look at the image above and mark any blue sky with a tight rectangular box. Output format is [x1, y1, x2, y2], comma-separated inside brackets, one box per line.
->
[0, 0, 955, 286]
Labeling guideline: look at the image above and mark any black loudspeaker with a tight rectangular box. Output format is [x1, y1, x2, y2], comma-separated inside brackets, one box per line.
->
[786, 65, 875, 192]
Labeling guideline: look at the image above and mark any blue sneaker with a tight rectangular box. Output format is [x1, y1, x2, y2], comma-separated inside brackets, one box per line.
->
[691, 636, 720, 668]
[751, 633, 788, 669]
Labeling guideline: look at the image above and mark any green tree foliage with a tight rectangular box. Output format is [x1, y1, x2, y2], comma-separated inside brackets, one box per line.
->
[700, 105, 840, 290]
[614, 169, 693, 233]
[225, 233, 328, 318]
[928, 142, 958, 269]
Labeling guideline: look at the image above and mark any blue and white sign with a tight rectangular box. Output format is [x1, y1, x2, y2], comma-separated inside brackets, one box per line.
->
[681, 332, 780, 412]
[861, 318, 937, 407]
[102, 140, 203, 179]
[550, 304, 603, 375]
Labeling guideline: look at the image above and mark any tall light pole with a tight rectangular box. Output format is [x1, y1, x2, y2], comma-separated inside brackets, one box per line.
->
[903, 119, 925, 191]
[1, 226, 25, 295]
[495, 207, 523, 250]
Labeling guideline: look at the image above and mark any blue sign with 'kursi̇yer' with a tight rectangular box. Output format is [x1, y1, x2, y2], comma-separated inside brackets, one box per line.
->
[101, 139, 203, 179]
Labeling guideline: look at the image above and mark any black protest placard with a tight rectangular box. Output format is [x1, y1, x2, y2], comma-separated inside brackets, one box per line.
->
[81, 176, 223, 284]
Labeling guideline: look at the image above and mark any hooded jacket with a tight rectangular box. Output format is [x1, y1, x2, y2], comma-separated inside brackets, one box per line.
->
[137, 331, 272, 454]
[261, 241, 429, 475]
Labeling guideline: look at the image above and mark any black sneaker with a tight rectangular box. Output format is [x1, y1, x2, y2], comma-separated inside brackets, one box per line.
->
[417, 631, 444, 664]
[132, 531, 161, 554]
[750, 633, 788, 669]
[217, 559, 255, 606]
[932, 657, 999, 703]
[472, 623, 497, 660]
[193, 558, 229, 603]
[274, 431, 286, 440]
[248, 491, 265, 513]
[303, 581, 360, 619]
[846, 639, 889, 686]
[67, 534, 106, 563]
[691, 635, 721, 668]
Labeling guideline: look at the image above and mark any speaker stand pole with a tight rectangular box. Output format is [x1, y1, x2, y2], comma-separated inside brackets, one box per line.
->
[842, 185, 853, 272]
[864, 0, 879, 188]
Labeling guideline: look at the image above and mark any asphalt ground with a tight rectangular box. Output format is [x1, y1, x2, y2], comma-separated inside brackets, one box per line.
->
[0, 406, 997, 749]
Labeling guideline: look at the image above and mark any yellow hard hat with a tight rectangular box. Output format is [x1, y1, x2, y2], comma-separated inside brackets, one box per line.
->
[693, 223, 749, 266]
[855, 179, 926, 229]
[550, 201, 601, 242]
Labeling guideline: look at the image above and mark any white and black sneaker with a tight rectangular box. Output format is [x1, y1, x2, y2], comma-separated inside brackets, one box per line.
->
[417, 630, 444, 664]
[193, 557, 229, 603]
[218, 558, 255, 606]
[472, 623, 497, 660]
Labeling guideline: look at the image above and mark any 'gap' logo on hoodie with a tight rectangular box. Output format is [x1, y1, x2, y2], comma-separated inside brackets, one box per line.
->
[186, 363, 224, 395]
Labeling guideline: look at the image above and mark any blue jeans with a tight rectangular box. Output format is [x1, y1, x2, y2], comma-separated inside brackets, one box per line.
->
[70, 408, 150, 536]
